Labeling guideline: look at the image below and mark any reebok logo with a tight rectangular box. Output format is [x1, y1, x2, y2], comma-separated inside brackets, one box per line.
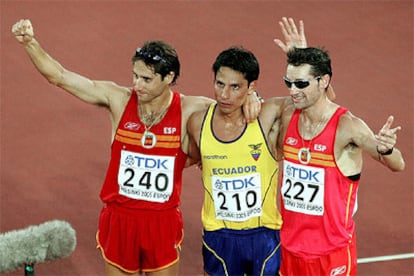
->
[286, 137, 298, 146]
[330, 265, 347, 276]
[124, 121, 140, 130]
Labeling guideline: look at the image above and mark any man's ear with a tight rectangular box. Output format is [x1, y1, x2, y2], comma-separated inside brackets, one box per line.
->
[320, 74, 330, 89]
[165, 71, 175, 84]
[248, 81, 257, 93]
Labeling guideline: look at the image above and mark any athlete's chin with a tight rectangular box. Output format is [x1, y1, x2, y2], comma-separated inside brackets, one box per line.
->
[218, 102, 233, 111]
[137, 93, 151, 102]
[293, 102, 306, 110]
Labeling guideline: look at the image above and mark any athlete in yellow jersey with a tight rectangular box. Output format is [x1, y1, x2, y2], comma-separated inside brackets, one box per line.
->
[187, 47, 287, 276]
[200, 104, 281, 231]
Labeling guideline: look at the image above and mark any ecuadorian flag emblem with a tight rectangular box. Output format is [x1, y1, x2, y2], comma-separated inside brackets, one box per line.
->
[249, 143, 262, 161]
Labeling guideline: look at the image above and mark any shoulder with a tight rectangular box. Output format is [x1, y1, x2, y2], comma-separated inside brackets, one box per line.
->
[180, 93, 214, 117]
[259, 96, 290, 131]
[95, 80, 131, 98]
[263, 96, 291, 107]
[338, 110, 370, 133]
[187, 106, 209, 139]
[280, 99, 296, 122]
[109, 83, 132, 101]
[100, 82, 132, 112]
[181, 93, 214, 107]
[261, 96, 289, 115]
[188, 106, 209, 127]
[337, 110, 374, 146]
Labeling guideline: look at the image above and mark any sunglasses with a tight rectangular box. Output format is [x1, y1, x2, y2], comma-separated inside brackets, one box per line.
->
[136, 48, 167, 64]
[283, 76, 321, 89]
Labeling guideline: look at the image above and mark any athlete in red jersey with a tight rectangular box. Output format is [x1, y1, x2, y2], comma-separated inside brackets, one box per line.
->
[12, 19, 262, 276]
[99, 91, 186, 210]
[282, 106, 356, 258]
[277, 47, 405, 276]
[97, 91, 187, 273]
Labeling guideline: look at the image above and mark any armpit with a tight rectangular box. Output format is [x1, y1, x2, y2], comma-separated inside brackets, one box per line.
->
[347, 173, 361, 181]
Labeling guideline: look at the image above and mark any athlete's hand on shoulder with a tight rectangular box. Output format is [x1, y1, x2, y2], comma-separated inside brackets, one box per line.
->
[375, 115, 401, 153]
[244, 90, 262, 123]
[273, 17, 307, 53]
[11, 19, 34, 45]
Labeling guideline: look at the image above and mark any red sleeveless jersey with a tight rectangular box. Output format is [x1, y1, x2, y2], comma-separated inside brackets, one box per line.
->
[281, 106, 359, 258]
[99, 91, 187, 210]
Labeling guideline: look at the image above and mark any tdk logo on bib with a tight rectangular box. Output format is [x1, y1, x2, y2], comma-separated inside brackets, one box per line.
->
[124, 154, 170, 170]
[286, 164, 321, 183]
[214, 176, 256, 191]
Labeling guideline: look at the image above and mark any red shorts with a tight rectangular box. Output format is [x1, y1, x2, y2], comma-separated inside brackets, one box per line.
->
[96, 204, 184, 273]
[280, 234, 357, 276]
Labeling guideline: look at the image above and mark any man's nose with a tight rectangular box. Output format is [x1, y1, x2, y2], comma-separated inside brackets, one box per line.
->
[289, 86, 301, 95]
[220, 86, 231, 99]
[133, 78, 144, 90]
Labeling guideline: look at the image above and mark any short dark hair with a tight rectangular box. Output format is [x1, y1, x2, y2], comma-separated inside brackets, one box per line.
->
[132, 40, 180, 84]
[212, 46, 259, 85]
[287, 47, 332, 78]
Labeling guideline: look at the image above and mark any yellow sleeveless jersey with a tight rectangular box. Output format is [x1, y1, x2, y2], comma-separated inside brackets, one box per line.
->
[200, 104, 282, 231]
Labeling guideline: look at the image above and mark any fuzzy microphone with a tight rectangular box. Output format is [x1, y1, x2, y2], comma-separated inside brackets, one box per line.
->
[0, 220, 77, 273]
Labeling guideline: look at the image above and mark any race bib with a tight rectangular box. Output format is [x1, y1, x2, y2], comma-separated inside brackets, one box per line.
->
[282, 160, 325, 216]
[118, 150, 175, 203]
[211, 173, 262, 222]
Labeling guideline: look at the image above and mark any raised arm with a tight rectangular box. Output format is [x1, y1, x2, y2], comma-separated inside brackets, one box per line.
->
[11, 19, 124, 107]
[258, 17, 307, 136]
[344, 114, 405, 172]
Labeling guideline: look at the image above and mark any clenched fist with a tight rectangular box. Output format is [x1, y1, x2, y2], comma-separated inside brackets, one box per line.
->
[11, 19, 34, 44]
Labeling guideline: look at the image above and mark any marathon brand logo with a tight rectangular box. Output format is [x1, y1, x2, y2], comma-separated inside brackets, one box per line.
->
[204, 155, 228, 160]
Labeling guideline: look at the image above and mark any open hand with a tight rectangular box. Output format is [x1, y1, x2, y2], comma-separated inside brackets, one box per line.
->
[273, 17, 307, 53]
